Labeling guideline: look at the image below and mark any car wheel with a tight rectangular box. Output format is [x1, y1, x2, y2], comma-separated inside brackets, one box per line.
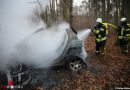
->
[69, 57, 83, 72]
[11, 64, 31, 88]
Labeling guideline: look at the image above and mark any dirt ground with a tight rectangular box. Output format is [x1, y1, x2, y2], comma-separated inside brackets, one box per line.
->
[28, 31, 130, 90]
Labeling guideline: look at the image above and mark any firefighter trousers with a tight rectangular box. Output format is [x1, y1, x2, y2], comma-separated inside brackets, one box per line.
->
[119, 39, 129, 53]
[96, 40, 106, 53]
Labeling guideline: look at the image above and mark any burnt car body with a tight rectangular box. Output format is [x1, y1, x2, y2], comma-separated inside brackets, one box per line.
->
[0, 28, 87, 89]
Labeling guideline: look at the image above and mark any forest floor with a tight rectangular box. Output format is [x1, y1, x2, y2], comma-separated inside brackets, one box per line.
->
[29, 31, 130, 90]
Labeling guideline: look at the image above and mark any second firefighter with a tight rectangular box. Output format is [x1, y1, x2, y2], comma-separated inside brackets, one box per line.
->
[117, 18, 130, 55]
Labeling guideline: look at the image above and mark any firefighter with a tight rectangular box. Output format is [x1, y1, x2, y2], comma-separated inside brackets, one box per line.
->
[117, 18, 130, 55]
[92, 18, 107, 55]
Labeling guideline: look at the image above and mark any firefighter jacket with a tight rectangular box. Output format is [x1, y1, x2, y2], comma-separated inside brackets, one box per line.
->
[92, 24, 107, 42]
[117, 24, 130, 40]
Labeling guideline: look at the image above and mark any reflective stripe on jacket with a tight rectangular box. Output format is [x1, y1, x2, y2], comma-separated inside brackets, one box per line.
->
[117, 24, 130, 40]
[93, 24, 107, 42]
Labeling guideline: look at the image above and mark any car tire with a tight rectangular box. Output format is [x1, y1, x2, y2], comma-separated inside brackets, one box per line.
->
[68, 57, 84, 72]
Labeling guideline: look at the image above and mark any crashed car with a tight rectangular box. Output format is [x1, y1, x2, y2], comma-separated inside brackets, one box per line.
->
[0, 28, 87, 89]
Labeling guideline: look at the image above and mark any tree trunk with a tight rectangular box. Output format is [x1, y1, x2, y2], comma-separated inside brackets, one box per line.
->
[102, 0, 106, 22]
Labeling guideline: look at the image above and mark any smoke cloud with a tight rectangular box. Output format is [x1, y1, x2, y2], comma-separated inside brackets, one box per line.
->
[16, 23, 69, 68]
[0, 0, 69, 71]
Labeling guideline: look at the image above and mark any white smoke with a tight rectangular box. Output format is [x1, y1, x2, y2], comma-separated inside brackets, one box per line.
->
[77, 29, 91, 42]
[0, 0, 69, 71]
[16, 23, 69, 68]
[77, 29, 91, 60]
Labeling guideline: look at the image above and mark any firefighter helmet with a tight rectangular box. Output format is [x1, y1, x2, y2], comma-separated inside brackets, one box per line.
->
[96, 18, 102, 23]
[120, 18, 127, 22]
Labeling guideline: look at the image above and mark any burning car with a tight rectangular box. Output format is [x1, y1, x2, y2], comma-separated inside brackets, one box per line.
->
[0, 28, 87, 89]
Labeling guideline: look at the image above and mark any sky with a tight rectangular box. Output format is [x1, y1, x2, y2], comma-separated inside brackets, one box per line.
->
[73, 0, 82, 6]
[74, 0, 88, 6]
